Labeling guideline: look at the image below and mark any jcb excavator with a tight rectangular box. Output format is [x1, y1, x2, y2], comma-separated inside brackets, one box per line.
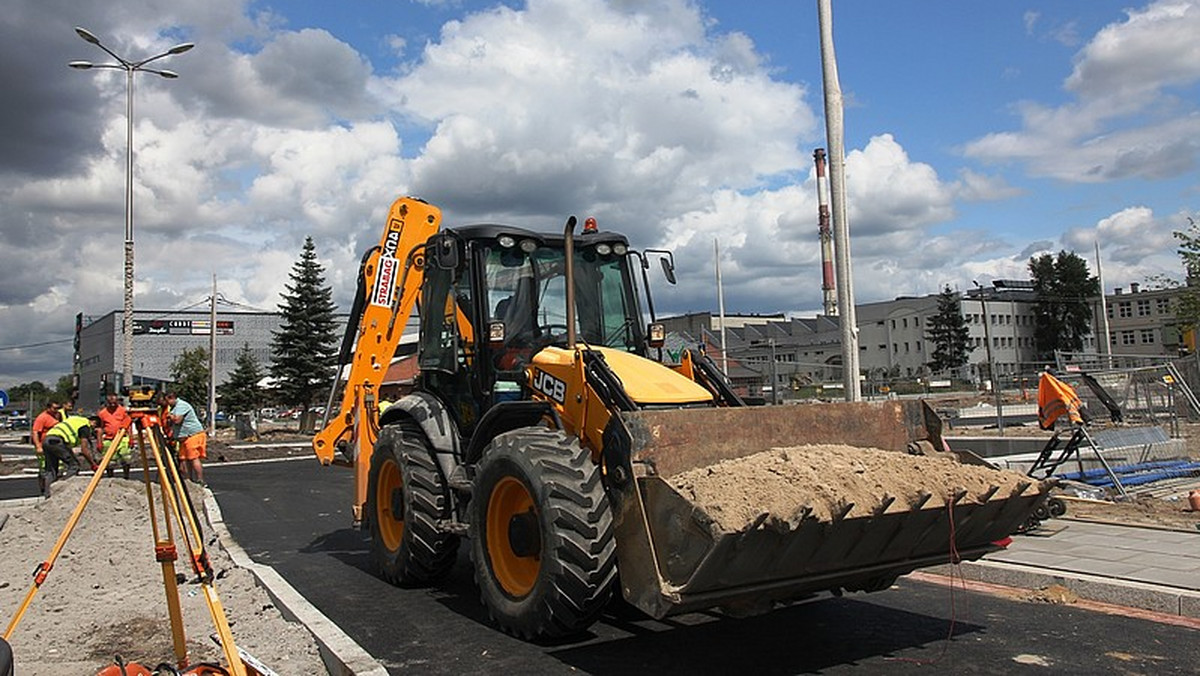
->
[313, 196, 1051, 638]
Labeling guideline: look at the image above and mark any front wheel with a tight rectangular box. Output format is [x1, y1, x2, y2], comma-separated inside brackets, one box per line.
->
[366, 426, 460, 586]
[470, 427, 617, 639]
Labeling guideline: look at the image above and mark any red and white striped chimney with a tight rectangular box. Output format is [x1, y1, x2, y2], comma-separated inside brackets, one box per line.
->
[814, 148, 837, 316]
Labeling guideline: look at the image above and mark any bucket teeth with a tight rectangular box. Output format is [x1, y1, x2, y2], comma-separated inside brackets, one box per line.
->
[1013, 481, 1031, 497]
[787, 505, 813, 529]
[832, 501, 855, 522]
[981, 485, 1000, 502]
[873, 494, 896, 517]
[910, 491, 933, 510]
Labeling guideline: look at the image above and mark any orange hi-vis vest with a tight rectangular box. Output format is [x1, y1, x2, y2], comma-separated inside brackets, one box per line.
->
[1037, 373, 1084, 430]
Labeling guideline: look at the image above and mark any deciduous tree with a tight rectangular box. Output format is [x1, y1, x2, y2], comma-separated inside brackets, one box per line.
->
[1030, 251, 1099, 362]
[169, 347, 210, 408]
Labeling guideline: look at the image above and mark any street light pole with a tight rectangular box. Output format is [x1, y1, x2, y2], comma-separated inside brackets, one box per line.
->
[70, 27, 194, 392]
[973, 281, 1005, 434]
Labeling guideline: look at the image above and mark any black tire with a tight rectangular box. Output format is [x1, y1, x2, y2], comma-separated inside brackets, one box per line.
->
[470, 427, 617, 639]
[366, 425, 460, 586]
[1048, 496, 1067, 518]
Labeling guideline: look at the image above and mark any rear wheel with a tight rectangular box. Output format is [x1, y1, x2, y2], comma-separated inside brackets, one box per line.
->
[367, 425, 459, 585]
[470, 427, 617, 638]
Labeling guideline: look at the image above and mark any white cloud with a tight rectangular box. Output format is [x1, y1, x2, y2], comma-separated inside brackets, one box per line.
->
[965, 0, 1200, 182]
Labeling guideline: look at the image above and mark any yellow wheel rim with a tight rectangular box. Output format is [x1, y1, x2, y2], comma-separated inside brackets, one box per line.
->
[486, 476, 540, 597]
[376, 457, 405, 551]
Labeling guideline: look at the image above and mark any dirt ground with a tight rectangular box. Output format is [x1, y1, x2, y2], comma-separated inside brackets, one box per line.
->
[942, 418, 1200, 532]
[0, 474, 327, 674]
[669, 444, 1042, 532]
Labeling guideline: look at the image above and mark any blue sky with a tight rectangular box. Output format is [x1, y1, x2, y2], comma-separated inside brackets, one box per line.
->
[1, 0, 1198, 385]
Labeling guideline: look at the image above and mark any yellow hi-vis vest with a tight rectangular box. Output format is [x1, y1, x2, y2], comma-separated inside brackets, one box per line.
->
[44, 415, 93, 446]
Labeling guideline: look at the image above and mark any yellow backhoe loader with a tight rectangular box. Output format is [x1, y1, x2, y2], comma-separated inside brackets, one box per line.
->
[313, 196, 1051, 639]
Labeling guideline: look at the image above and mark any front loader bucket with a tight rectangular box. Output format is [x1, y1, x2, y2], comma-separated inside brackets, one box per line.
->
[603, 400, 1050, 619]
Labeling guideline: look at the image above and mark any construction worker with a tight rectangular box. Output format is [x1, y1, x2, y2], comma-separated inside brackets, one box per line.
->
[40, 413, 101, 496]
[97, 391, 134, 479]
[164, 391, 207, 486]
[31, 400, 63, 496]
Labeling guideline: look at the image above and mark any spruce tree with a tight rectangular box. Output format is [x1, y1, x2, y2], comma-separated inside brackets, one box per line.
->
[218, 343, 265, 416]
[271, 237, 338, 418]
[1030, 250, 1099, 362]
[925, 286, 972, 377]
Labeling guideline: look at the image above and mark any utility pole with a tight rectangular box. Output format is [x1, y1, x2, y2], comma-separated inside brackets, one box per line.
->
[770, 338, 779, 405]
[974, 281, 1005, 434]
[715, 238, 728, 375]
[817, 0, 860, 401]
[208, 274, 217, 435]
[1094, 241, 1113, 369]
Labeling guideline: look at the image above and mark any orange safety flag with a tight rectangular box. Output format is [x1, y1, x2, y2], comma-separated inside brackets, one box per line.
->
[1037, 372, 1084, 430]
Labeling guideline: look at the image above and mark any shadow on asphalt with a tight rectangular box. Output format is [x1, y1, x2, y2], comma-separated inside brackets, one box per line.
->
[551, 597, 983, 674]
[292, 523, 984, 673]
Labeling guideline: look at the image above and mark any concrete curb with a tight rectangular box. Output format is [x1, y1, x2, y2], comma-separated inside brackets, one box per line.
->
[926, 559, 1200, 620]
[204, 494, 388, 676]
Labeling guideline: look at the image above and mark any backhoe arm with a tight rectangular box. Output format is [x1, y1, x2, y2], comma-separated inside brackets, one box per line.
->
[312, 197, 441, 470]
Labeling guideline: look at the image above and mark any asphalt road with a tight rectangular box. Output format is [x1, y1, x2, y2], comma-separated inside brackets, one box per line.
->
[201, 460, 1200, 675]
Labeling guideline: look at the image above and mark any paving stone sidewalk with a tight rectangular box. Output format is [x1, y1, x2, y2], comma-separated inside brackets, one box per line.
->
[933, 518, 1200, 619]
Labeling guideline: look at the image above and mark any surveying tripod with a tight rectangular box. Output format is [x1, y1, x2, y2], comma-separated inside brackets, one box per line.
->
[2, 387, 256, 675]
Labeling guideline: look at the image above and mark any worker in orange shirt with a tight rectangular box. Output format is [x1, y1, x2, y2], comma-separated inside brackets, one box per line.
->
[31, 400, 63, 496]
[97, 391, 134, 479]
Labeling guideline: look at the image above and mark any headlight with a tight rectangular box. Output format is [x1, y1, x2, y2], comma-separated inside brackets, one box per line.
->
[613, 243, 628, 255]
[596, 243, 612, 255]
[498, 235, 516, 248]
[519, 239, 538, 253]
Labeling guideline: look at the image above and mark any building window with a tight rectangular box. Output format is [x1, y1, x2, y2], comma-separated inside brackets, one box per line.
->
[1121, 331, 1136, 345]
[1156, 298, 1170, 314]
[902, 318, 908, 328]
[1118, 302, 1132, 318]
[1140, 329, 1155, 344]
[1107, 306, 1114, 319]
[1137, 300, 1151, 316]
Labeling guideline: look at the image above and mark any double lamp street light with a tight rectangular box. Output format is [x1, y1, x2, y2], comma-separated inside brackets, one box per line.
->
[69, 27, 194, 391]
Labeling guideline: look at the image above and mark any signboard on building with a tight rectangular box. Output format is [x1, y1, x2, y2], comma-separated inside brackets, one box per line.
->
[134, 319, 234, 336]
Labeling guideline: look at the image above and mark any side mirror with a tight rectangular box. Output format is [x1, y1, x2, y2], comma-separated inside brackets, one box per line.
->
[659, 257, 676, 285]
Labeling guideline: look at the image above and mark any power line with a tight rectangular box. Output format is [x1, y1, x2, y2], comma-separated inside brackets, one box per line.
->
[0, 338, 73, 355]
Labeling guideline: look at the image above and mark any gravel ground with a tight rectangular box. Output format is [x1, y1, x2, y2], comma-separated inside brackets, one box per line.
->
[0, 474, 327, 674]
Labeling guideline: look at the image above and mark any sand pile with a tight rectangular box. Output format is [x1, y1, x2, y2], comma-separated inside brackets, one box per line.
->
[669, 444, 1038, 532]
[0, 477, 325, 675]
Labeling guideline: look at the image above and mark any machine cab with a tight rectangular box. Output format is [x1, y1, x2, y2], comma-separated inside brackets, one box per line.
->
[416, 224, 648, 436]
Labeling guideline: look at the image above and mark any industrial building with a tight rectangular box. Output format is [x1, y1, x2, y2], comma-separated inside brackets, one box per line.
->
[75, 309, 349, 410]
[656, 279, 1193, 402]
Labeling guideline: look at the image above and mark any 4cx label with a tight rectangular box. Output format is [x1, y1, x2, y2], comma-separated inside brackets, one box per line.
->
[531, 369, 567, 404]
